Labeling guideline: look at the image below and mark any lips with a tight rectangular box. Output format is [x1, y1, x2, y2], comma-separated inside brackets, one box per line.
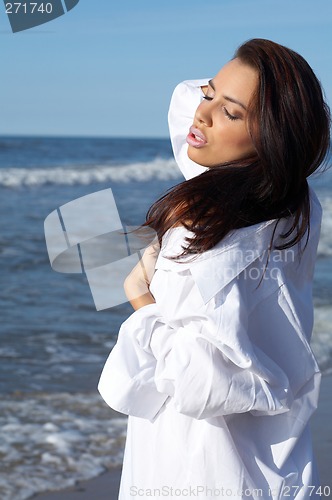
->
[186, 126, 207, 148]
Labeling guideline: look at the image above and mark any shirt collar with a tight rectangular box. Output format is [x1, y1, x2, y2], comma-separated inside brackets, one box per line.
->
[156, 186, 322, 304]
[190, 220, 279, 303]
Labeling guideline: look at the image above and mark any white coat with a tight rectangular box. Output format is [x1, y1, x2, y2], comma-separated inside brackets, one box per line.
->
[98, 79, 323, 499]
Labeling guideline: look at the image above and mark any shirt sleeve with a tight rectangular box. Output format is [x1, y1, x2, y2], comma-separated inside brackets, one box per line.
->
[168, 79, 210, 180]
[98, 281, 298, 423]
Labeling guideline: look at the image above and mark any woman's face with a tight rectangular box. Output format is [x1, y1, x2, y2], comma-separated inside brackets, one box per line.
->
[187, 58, 258, 167]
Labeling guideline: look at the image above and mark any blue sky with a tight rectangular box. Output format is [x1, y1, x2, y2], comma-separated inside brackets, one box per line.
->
[1, 0, 331, 138]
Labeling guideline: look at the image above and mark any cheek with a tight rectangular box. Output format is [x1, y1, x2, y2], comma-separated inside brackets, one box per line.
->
[226, 126, 254, 153]
[210, 124, 255, 163]
[236, 133, 254, 150]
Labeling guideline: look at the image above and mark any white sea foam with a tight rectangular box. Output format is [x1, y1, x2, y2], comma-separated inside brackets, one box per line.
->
[318, 196, 332, 257]
[0, 307, 331, 500]
[0, 162, 331, 259]
[0, 158, 181, 187]
[312, 305, 332, 373]
[0, 392, 127, 500]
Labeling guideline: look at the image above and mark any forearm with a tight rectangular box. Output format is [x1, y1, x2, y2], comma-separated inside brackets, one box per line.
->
[124, 273, 156, 310]
[127, 290, 156, 311]
[123, 246, 158, 310]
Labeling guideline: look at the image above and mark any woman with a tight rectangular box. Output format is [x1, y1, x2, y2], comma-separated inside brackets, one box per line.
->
[98, 39, 330, 499]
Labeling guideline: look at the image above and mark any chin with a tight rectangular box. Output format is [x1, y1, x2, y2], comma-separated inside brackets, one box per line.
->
[187, 147, 209, 167]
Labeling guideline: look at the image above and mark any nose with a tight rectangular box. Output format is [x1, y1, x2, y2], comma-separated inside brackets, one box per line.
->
[195, 100, 213, 127]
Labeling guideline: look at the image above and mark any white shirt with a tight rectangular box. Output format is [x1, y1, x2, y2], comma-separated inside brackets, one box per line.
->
[98, 80, 322, 499]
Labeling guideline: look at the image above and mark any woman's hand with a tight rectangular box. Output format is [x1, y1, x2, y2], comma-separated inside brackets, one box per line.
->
[124, 241, 160, 311]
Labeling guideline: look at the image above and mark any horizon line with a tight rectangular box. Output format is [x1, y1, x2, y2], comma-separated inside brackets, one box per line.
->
[0, 133, 170, 140]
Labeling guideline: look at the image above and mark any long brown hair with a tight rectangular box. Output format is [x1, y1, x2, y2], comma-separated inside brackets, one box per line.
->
[143, 39, 330, 260]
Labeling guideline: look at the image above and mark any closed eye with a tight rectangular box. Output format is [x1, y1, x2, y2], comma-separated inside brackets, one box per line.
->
[223, 107, 239, 121]
[203, 95, 239, 121]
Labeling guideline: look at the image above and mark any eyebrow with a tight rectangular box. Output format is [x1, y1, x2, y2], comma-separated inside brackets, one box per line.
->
[208, 79, 247, 111]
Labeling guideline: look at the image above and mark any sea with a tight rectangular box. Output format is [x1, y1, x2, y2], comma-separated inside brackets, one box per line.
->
[0, 136, 331, 500]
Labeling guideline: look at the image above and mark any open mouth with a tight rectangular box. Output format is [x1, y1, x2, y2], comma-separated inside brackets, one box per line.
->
[186, 127, 207, 148]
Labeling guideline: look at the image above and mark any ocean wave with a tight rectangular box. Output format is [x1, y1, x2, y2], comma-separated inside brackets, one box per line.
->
[0, 160, 330, 257]
[1, 307, 331, 500]
[0, 158, 181, 187]
[0, 391, 127, 500]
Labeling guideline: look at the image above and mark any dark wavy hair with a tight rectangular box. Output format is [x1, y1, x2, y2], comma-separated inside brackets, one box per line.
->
[142, 39, 331, 260]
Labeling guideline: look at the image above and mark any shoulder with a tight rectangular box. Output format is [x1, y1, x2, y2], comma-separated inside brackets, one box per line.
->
[157, 186, 322, 306]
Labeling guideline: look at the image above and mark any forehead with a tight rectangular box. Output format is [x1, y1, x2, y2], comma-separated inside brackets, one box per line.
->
[213, 58, 258, 106]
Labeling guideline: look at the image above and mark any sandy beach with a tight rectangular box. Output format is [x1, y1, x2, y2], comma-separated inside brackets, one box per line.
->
[33, 374, 332, 499]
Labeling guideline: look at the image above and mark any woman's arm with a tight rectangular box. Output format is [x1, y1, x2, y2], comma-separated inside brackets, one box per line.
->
[98, 281, 319, 422]
[123, 242, 159, 310]
[168, 79, 210, 180]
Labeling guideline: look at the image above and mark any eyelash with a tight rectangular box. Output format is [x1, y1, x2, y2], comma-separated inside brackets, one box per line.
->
[202, 94, 238, 121]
